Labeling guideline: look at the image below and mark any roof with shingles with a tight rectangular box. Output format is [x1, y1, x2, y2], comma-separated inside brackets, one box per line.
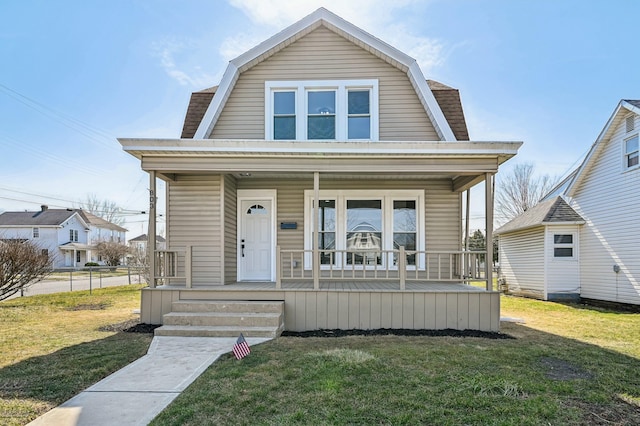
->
[79, 211, 127, 232]
[495, 196, 584, 235]
[0, 209, 78, 227]
[129, 233, 166, 242]
[624, 99, 640, 109]
[180, 80, 469, 140]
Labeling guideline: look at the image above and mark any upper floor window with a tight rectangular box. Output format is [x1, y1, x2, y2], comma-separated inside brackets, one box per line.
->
[625, 135, 639, 169]
[266, 80, 378, 141]
[70, 229, 78, 242]
[32, 227, 39, 238]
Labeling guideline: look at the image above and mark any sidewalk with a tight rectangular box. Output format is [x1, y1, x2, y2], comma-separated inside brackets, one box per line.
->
[27, 336, 271, 426]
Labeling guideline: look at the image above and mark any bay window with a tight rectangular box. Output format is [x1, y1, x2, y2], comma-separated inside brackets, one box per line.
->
[266, 80, 378, 141]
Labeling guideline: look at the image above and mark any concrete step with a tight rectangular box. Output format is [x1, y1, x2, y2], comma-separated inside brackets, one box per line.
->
[171, 300, 284, 314]
[163, 311, 283, 327]
[154, 324, 282, 338]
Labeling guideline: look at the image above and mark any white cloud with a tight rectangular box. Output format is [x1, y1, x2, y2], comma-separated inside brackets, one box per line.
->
[152, 38, 218, 88]
[224, 0, 445, 74]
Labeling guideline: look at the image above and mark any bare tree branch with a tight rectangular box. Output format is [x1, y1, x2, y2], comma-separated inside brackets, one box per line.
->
[0, 240, 53, 301]
[78, 194, 125, 226]
[495, 163, 557, 225]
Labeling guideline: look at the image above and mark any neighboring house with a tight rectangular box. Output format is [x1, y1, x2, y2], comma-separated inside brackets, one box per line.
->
[496, 100, 640, 305]
[119, 8, 521, 334]
[128, 234, 166, 265]
[0, 205, 127, 268]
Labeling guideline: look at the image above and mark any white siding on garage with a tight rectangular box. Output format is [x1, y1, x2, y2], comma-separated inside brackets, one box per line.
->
[571, 111, 640, 305]
[167, 174, 223, 286]
[498, 227, 545, 299]
[544, 225, 581, 298]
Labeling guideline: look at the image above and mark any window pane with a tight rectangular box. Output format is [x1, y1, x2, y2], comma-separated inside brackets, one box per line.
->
[554, 247, 573, 257]
[318, 232, 335, 265]
[317, 200, 336, 231]
[308, 91, 335, 114]
[348, 117, 370, 139]
[274, 91, 295, 114]
[308, 116, 335, 139]
[348, 90, 370, 114]
[393, 200, 416, 232]
[554, 234, 573, 244]
[393, 233, 416, 266]
[274, 116, 295, 139]
[346, 200, 382, 265]
[625, 136, 638, 154]
[628, 153, 639, 168]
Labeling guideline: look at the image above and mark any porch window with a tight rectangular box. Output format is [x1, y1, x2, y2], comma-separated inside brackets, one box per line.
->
[304, 190, 424, 269]
[265, 80, 379, 141]
[346, 200, 382, 265]
[625, 135, 639, 169]
[393, 200, 417, 265]
[553, 234, 574, 258]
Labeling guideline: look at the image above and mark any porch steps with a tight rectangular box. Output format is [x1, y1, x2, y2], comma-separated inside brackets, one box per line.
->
[154, 300, 284, 338]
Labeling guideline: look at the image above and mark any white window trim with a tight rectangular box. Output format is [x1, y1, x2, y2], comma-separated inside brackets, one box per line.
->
[623, 133, 639, 171]
[552, 232, 577, 260]
[265, 79, 379, 141]
[303, 189, 424, 270]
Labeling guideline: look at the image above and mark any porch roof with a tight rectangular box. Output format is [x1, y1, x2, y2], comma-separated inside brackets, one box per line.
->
[119, 139, 521, 192]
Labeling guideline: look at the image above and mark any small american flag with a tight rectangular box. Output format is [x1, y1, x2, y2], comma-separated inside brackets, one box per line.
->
[233, 333, 251, 360]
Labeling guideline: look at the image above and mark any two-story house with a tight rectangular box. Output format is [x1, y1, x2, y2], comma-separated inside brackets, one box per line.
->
[496, 100, 640, 306]
[0, 205, 127, 268]
[119, 8, 521, 335]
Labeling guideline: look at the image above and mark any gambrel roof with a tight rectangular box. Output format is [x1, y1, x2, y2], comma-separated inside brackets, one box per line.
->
[181, 80, 469, 140]
[192, 7, 457, 141]
[495, 196, 584, 235]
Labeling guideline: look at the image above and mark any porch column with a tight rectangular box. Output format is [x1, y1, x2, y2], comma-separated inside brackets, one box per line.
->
[148, 170, 157, 288]
[313, 172, 320, 290]
[485, 173, 494, 291]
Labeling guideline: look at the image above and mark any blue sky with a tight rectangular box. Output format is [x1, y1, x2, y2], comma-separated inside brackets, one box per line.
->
[1, 0, 638, 234]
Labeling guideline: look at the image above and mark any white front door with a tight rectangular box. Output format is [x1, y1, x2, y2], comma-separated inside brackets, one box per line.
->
[239, 199, 273, 281]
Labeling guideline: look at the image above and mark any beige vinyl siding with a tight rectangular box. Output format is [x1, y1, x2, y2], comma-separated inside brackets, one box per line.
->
[140, 287, 500, 331]
[211, 26, 438, 141]
[167, 174, 222, 286]
[572, 112, 640, 305]
[236, 178, 461, 253]
[498, 227, 545, 299]
[544, 225, 580, 297]
[224, 175, 237, 283]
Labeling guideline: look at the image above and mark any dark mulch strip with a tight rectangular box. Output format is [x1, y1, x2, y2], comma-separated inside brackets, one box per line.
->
[282, 328, 514, 339]
[97, 320, 160, 333]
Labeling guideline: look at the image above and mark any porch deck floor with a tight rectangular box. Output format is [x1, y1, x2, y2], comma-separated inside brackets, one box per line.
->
[160, 281, 490, 293]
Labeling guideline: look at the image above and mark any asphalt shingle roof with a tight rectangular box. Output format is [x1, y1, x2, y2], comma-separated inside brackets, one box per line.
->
[624, 99, 640, 108]
[495, 196, 584, 235]
[0, 209, 78, 227]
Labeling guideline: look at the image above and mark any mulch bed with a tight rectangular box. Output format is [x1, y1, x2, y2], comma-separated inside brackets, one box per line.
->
[282, 328, 514, 339]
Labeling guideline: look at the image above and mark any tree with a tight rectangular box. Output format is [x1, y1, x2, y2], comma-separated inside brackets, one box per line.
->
[468, 229, 486, 251]
[78, 194, 125, 226]
[95, 241, 130, 266]
[0, 240, 53, 301]
[495, 163, 557, 225]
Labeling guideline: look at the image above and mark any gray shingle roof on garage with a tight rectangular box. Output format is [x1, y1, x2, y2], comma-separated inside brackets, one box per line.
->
[495, 196, 584, 235]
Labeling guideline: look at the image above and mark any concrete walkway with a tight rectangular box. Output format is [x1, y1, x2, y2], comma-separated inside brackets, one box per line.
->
[28, 336, 271, 426]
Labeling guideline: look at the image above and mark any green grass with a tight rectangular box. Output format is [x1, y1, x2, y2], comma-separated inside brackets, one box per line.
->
[152, 296, 640, 425]
[0, 285, 152, 426]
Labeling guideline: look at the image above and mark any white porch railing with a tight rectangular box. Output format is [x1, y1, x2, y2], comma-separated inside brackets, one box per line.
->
[276, 246, 487, 289]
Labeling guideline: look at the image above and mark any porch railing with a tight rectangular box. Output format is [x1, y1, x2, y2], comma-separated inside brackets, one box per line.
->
[153, 246, 192, 287]
[276, 246, 487, 289]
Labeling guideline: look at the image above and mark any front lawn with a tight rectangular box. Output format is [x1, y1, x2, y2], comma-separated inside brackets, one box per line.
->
[0, 285, 152, 426]
[152, 296, 640, 425]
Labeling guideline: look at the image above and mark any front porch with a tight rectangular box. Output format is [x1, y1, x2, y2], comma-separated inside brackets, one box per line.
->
[141, 280, 500, 332]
